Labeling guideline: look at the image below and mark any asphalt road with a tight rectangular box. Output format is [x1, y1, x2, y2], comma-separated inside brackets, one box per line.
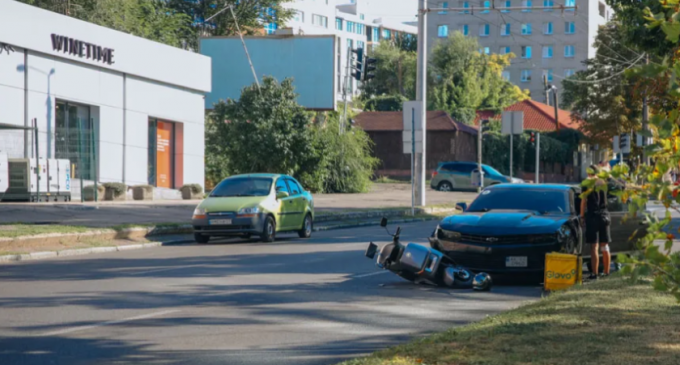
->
[0, 222, 541, 365]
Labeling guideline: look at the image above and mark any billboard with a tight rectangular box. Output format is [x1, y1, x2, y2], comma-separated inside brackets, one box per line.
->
[201, 35, 336, 111]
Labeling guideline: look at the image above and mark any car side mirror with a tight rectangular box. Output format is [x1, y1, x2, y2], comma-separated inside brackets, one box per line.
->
[276, 191, 289, 199]
[380, 217, 388, 227]
[455, 202, 467, 211]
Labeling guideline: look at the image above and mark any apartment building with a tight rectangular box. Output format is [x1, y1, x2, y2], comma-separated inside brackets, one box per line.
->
[279, 0, 417, 99]
[427, 0, 612, 102]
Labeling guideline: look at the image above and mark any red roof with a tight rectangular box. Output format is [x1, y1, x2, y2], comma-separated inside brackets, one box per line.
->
[474, 100, 582, 131]
[355, 110, 478, 134]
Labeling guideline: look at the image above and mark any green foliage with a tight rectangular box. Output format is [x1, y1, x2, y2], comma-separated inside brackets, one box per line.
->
[561, 23, 644, 145]
[606, 0, 675, 58]
[207, 76, 377, 193]
[482, 131, 571, 175]
[361, 42, 417, 100]
[364, 95, 407, 112]
[450, 108, 476, 125]
[429, 32, 528, 115]
[544, 128, 585, 153]
[103, 182, 127, 195]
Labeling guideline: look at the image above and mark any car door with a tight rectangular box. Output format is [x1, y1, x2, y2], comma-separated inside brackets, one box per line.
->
[274, 177, 294, 230]
[285, 178, 306, 230]
[451, 163, 474, 190]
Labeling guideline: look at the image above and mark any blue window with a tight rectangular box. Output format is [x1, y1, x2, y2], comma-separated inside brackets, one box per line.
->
[373, 27, 379, 41]
[383, 29, 391, 39]
[565, 21, 575, 34]
[357, 40, 365, 49]
[500, 46, 511, 54]
[482, 1, 491, 13]
[264, 22, 277, 34]
[462, 24, 469, 36]
[566, 0, 575, 11]
[480, 23, 490, 36]
[565, 69, 575, 77]
[360, 14, 365, 20]
[522, 0, 532, 12]
[502, 0, 511, 12]
[357, 23, 364, 35]
[439, 2, 448, 14]
[543, 45, 553, 58]
[521, 23, 532, 35]
[461, 1, 470, 14]
[543, 22, 553, 34]
[522, 45, 532, 58]
[521, 69, 531, 82]
[543, 69, 553, 82]
[336, 18, 343, 31]
[347, 38, 353, 49]
[347, 21, 355, 33]
[543, 0, 553, 11]
[438, 25, 449, 37]
[502, 71, 510, 80]
[565, 45, 575, 57]
[482, 47, 490, 55]
[501, 23, 511, 36]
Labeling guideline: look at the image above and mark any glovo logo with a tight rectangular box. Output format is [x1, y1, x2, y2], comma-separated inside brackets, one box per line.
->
[546, 269, 577, 280]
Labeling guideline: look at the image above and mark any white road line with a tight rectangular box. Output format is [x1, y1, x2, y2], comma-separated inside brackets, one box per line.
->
[39, 310, 180, 337]
[354, 271, 389, 278]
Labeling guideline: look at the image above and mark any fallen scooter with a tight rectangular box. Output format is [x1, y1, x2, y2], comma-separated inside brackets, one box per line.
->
[365, 218, 492, 291]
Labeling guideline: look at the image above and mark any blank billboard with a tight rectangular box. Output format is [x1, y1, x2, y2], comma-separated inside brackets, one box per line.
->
[201, 36, 336, 110]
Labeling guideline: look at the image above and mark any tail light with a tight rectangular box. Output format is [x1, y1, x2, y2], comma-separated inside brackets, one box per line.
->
[432, 170, 438, 178]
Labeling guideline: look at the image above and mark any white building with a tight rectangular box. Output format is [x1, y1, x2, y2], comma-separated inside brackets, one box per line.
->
[280, 0, 417, 100]
[0, 0, 211, 190]
[428, 0, 612, 102]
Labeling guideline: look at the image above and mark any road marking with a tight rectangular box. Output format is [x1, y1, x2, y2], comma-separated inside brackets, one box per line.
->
[354, 271, 389, 278]
[127, 265, 201, 275]
[39, 310, 180, 337]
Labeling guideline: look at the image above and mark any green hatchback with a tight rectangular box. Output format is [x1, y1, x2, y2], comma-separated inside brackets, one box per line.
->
[192, 174, 314, 243]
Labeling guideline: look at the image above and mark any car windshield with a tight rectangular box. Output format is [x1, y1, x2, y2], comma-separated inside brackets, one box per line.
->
[210, 177, 273, 197]
[467, 188, 569, 213]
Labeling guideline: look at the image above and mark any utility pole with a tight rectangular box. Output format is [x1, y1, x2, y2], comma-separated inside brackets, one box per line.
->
[415, 0, 428, 206]
[536, 133, 540, 183]
[642, 54, 650, 164]
[552, 86, 560, 131]
[543, 75, 550, 106]
[341, 46, 352, 134]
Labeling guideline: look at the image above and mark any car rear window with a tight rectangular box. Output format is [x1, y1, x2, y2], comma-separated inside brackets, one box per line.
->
[468, 188, 569, 213]
[211, 177, 273, 197]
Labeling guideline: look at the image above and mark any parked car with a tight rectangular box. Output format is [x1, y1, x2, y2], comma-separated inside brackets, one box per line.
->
[192, 174, 314, 243]
[430, 161, 523, 192]
[429, 183, 645, 277]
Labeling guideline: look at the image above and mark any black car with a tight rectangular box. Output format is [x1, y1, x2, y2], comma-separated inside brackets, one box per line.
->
[430, 184, 584, 275]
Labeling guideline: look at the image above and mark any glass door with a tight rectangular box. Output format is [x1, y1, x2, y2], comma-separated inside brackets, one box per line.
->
[55, 101, 93, 180]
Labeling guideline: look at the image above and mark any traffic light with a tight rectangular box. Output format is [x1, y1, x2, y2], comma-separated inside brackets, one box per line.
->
[480, 119, 491, 134]
[363, 56, 377, 82]
[351, 48, 363, 81]
[529, 131, 536, 148]
[619, 133, 630, 152]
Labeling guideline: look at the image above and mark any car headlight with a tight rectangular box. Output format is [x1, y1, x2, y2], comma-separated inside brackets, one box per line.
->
[238, 207, 261, 216]
[557, 225, 572, 242]
[192, 207, 206, 219]
[439, 228, 462, 241]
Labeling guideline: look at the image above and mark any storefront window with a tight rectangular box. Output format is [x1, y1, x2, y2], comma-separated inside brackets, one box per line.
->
[148, 118, 175, 188]
[55, 100, 95, 180]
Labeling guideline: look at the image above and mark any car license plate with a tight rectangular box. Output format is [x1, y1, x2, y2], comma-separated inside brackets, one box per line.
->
[506, 256, 528, 267]
[209, 219, 232, 225]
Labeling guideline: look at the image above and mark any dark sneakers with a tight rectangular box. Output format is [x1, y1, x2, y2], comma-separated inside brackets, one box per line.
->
[587, 274, 599, 280]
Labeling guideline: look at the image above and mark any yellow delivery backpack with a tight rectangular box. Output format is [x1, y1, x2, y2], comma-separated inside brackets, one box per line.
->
[544, 252, 582, 291]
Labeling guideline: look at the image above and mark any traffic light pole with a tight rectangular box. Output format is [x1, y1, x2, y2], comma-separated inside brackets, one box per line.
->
[477, 124, 483, 193]
[415, 0, 428, 206]
[341, 46, 351, 134]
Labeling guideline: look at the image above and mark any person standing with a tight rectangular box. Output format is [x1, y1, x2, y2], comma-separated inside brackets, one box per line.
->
[580, 165, 612, 280]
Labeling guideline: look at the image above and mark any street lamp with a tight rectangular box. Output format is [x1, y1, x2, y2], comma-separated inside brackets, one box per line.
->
[16, 65, 56, 158]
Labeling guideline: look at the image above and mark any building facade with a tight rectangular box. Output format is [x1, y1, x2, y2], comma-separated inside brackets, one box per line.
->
[427, 0, 612, 102]
[0, 0, 211, 189]
[280, 0, 417, 100]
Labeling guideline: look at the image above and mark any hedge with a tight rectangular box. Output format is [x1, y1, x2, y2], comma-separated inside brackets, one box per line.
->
[482, 130, 572, 175]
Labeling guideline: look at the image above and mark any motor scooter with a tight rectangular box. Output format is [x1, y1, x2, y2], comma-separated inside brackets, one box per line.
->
[365, 218, 492, 290]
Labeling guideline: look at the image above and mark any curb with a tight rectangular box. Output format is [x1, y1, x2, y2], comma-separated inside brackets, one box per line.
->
[313, 217, 439, 232]
[0, 240, 189, 264]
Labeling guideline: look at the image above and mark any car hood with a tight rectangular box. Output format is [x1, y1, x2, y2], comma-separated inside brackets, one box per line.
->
[439, 211, 568, 235]
[199, 196, 267, 213]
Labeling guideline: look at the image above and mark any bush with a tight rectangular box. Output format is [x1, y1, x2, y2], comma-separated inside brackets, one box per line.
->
[181, 184, 203, 194]
[363, 95, 407, 112]
[102, 182, 127, 195]
[482, 130, 571, 175]
[450, 108, 477, 125]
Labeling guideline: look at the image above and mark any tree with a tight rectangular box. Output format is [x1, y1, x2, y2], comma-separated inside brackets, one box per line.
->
[561, 23, 644, 145]
[19, 0, 192, 48]
[606, 0, 675, 58]
[429, 32, 528, 123]
[364, 95, 407, 112]
[166, 0, 295, 50]
[361, 42, 417, 100]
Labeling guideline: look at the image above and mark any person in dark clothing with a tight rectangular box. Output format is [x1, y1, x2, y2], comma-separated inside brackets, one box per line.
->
[580, 165, 611, 280]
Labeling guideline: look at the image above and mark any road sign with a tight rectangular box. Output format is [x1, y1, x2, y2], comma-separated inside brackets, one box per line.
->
[403, 101, 424, 154]
[403, 101, 424, 131]
[501, 111, 524, 135]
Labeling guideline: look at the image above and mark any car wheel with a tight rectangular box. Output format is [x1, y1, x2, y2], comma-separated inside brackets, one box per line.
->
[260, 216, 276, 243]
[438, 181, 453, 192]
[194, 233, 210, 244]
[298, 214, 313, 239]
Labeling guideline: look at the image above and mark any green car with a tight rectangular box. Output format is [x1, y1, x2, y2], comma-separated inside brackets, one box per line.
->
[192, 174, 314, 243]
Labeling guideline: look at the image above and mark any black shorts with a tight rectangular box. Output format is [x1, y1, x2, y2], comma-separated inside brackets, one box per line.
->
[585, 213, 611, 244]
